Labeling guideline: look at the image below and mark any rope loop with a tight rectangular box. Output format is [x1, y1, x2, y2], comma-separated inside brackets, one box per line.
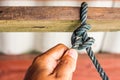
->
[71, 24, 95, 50]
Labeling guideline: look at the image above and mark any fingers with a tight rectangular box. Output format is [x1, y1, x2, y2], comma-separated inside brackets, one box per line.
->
[25, 44, 77, 80]
[41, 43, 68, 60]
[54, 49, 78, 79]
[33, 44, 68, 75]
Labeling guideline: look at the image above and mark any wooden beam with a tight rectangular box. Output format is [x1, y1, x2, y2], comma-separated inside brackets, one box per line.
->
[0, 20, 120, 32]
[0, 7, 120, 20]
[0, 7, 120, 32]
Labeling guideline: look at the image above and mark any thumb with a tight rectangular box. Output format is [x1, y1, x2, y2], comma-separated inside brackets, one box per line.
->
[54, 49, 78, 79]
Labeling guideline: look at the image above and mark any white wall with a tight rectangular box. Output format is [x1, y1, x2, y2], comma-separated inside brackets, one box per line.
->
[0, 32, 34, 55]
[34, 32, 105, 53]
[0, 32, 120, 54]
[101, 32, 120, 54]
[0, 32, 111, 54]
[0, 0, 114, 7]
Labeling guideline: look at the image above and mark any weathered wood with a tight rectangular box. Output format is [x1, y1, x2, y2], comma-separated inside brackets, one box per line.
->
[0, 7, 120, 20]
[0, 20, 120, 32]
[0, 54, 120, 80]
[0, 7, 120, 32]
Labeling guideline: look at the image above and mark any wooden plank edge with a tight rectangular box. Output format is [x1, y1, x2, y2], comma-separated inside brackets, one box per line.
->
[0, 20, 120, 32]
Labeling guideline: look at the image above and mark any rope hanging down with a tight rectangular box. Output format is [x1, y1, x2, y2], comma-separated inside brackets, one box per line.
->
[71, 2, 109, 80]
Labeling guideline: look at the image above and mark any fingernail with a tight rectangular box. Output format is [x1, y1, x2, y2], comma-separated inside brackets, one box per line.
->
[68, 49, 78, 60]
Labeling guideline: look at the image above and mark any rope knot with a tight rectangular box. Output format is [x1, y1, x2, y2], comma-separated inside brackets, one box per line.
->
[71, 2, 109, 80]
[71, 24, 95, 50]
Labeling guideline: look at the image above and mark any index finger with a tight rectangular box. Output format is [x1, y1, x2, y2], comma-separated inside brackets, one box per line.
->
[32, 44, 68, 75]
[42, 44, 68, 60]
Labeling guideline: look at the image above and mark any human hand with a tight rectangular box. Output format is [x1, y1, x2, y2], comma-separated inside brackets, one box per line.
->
[24, 44, 78, 80]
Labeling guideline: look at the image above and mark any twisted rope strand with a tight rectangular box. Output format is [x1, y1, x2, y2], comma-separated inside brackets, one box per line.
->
[71, 2, 109, 80]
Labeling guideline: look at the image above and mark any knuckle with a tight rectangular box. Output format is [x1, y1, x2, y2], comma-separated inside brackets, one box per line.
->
[60, 57, 73, 66]
[34, 56, 46, 64]
[62, 56, 76, 69]
[57, 43, 67, 48]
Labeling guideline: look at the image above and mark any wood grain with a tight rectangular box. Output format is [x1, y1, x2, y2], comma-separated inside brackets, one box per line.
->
[0, 7, 119, 31]
[0, 20, 120, 32]
[0, 54, 120, 80]
[0, 7, 119, 20]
